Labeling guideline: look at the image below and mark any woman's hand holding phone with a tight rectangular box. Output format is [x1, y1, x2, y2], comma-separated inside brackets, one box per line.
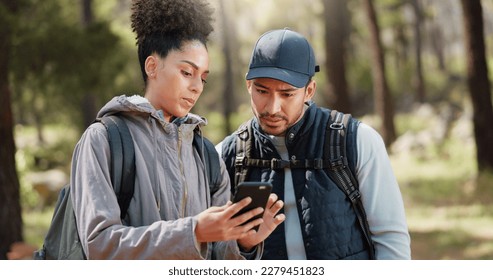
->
[194, 197, 264, 243]
[194, 181, 285, 251]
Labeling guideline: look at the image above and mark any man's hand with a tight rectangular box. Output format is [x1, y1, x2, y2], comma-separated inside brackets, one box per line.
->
[237, 193, 285, 251]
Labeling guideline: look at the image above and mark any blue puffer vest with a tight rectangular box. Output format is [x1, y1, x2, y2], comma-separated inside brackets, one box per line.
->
[221, 102, 371, 259]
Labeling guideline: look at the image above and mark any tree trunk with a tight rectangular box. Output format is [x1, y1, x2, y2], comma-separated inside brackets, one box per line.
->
[430, 23, 446, 72]
[0, 0, 23, 259]
[322, 0, 352, 113]
[219, 0, 236, 135]
[80, 0, 98, 128]
[460, 0, 493, 173]
[363, 0, 396, 146]
[411, 0, 426, 103]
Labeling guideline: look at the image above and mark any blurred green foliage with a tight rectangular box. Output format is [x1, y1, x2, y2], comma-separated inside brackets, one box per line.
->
[8, 0, 493, 259]
[10, 0, 139, 132]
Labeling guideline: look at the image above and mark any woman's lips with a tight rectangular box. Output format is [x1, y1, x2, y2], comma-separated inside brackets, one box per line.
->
[183, 97, 195, 107]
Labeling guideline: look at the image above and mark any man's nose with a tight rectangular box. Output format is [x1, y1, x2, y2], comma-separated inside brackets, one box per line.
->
[265, 95, 282, 114]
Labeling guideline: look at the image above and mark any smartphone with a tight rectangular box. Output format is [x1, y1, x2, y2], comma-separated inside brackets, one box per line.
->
[232, 181, 273, 231]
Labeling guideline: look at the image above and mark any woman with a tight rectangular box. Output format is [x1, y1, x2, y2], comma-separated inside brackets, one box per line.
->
[70, 0, 285, 259]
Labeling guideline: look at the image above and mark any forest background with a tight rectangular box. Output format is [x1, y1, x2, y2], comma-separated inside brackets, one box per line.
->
[1, 0, 493, 260]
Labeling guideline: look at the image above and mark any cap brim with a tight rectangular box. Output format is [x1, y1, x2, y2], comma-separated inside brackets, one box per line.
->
[246, 67, 309, 88]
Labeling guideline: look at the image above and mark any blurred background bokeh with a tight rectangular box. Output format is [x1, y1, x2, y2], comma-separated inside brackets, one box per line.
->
[1, 0, 493, 259]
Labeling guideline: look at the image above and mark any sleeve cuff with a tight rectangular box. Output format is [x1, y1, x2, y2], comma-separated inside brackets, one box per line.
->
[239, 241, 264, 260]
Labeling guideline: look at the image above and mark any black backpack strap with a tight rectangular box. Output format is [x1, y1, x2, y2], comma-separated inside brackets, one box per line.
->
[193, 132, 221, 194]
[324, 110, 376, 259]
[99, 115, 135, 220]
[234, 119, 253, 186]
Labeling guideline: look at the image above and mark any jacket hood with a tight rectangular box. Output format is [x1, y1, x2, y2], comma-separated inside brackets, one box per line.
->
[97, 95, 207, 127]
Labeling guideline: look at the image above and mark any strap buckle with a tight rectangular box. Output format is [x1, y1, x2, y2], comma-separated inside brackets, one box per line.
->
[235, 156, 246, 167]
[329, 156, 347, 170]
[348, 190, 361, 202]
[329, 122, 344, 130]
[313, 159, 324, 169]
[270, 158, 290, 169]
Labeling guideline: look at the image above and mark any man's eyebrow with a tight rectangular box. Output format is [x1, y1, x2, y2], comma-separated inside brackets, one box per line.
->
[253, 81, 296, 92]
[181, 60, 209, 74]
[253, 81, 268, 89]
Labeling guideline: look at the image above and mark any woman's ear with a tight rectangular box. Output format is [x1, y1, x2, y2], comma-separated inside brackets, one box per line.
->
[144, 55, 158, 79]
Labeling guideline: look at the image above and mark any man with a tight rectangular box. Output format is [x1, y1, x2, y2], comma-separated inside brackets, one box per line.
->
[217, 29, 411, 259]
[69, 0, 284, 259]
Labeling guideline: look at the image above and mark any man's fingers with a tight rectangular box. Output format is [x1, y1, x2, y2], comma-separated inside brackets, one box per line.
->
[270, 197, 283, 211]
[265, 193, 279, 209]
[263, 196, 283, 220]
[273, 213, 286, 225]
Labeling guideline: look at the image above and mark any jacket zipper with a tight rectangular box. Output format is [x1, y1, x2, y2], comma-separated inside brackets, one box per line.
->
[178, 126, 188, 218]
[153, 119, 161, 211]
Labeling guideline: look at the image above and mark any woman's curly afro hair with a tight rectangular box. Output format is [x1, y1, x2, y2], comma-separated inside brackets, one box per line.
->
[131, 0, 214, 46]
[130, 0, 215, 83]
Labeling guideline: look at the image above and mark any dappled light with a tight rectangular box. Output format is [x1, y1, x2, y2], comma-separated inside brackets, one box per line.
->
[1, 0, 493, 260]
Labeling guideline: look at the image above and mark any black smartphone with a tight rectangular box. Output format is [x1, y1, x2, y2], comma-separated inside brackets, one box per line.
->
[232, 181, 273, 231]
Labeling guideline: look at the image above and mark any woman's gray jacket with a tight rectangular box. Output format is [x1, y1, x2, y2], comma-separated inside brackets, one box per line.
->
[71, 95, 259, 259]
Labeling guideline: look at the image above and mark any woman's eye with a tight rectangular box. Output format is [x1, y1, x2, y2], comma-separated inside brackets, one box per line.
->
[182, 70, 192, 76]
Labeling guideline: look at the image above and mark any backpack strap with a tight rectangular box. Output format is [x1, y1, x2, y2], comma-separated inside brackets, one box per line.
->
[234, 119, 253, 187]
[99, 115, 135, 220]
[324, 110, 376, 259]
[193, 131, 221, 194]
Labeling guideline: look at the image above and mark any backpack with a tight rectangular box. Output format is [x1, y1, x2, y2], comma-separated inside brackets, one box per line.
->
[233, 110, 376, 259]
[34, 115, 221, 260]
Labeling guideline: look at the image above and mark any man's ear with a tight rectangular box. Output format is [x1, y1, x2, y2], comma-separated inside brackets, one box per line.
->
[246, 80, 253, 95]
[144, 55, 158, 79]
[305, 80, 316, 101]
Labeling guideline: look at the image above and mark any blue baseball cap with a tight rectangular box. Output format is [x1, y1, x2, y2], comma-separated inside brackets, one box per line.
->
[246, 29, 320, 88]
